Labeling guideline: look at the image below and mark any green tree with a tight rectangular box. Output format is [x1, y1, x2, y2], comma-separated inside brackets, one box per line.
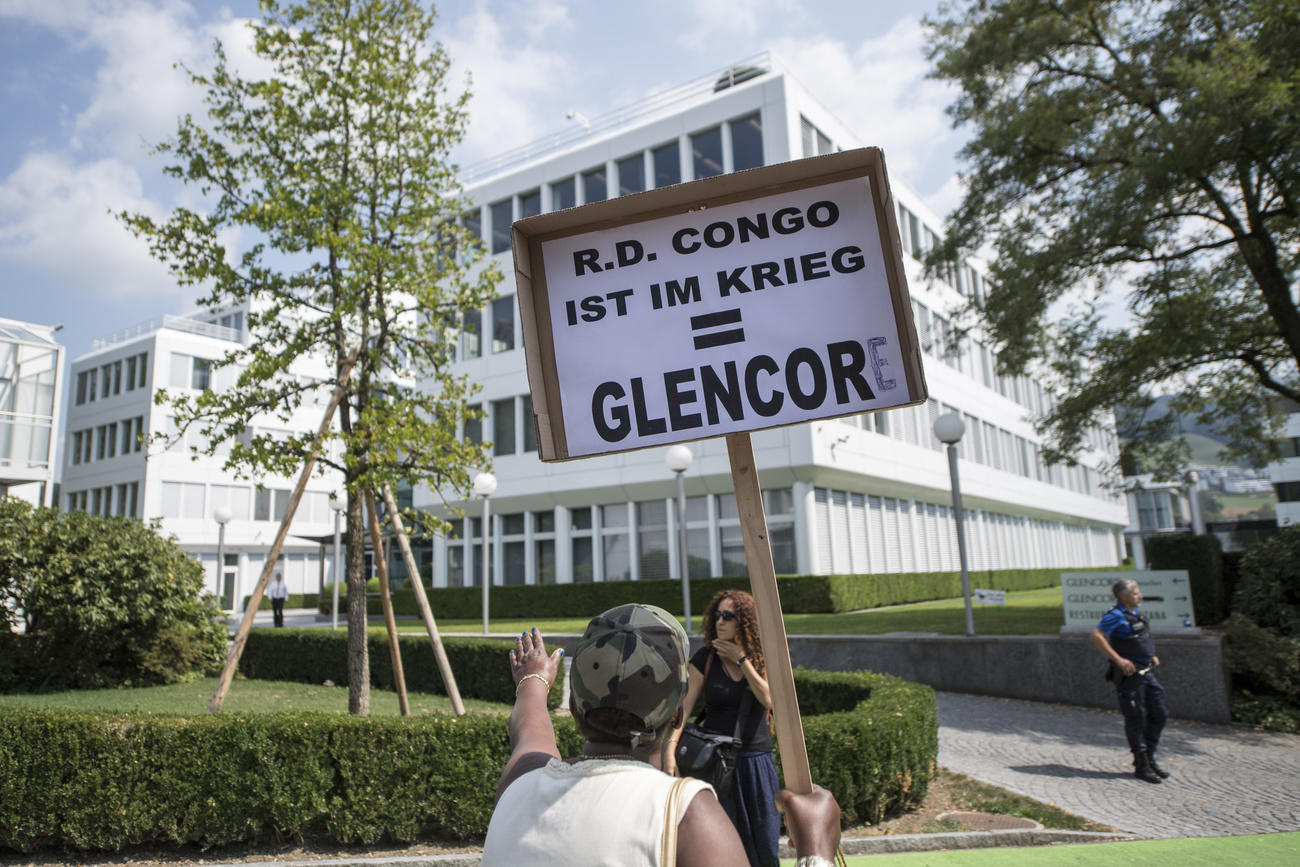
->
[0, 499, 227, 690]
[120, 0, 499, 713]
[926, 0, 1300, 473]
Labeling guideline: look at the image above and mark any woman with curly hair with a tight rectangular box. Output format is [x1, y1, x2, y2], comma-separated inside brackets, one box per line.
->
[667, 589, 778, 867]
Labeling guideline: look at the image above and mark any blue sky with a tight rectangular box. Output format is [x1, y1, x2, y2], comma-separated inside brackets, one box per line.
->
[0, 0, 963, 364]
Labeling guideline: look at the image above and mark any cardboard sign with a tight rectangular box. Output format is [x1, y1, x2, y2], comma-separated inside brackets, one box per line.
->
[1061, 570, 1197, 632]
[512, 148, 927, 461]
[974, 588, 1006, 605]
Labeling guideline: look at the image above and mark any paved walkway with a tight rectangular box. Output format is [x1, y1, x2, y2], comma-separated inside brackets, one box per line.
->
[937, 691, 1300, 838]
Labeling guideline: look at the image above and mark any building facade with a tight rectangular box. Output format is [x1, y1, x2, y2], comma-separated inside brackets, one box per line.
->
[414, 54, 1130, 589]
[60, 309, 342, 608]
[1269, 409, 1300, 528]
[0, 318, 64, 506]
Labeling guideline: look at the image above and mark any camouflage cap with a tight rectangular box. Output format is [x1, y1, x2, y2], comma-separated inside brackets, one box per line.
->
[570, 603, 689, 733]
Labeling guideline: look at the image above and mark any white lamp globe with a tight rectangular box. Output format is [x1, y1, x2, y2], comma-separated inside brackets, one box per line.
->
[328, 495, 344, 513]
[665, 444, 694, 473]
[213, 506, 233, 525]
[933, 413, 966, 445]
[473, 471, 498, 497]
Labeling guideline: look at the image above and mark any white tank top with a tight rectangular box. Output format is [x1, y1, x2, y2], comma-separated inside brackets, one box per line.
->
[481, 758, 712, 866]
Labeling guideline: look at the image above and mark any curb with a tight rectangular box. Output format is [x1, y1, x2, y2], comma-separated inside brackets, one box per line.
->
[168, 830, 1139, 866]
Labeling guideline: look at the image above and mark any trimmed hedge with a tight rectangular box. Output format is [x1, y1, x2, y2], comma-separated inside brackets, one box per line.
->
[239, 629, 564, 708]
[240, 593, 319, 612]
[330, 566, 1115, 620]
[0, 668, 935, 853]
[1145, 533, 1227, 624]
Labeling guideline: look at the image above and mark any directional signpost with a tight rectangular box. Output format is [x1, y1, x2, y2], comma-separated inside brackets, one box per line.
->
[1060, 570, 1198, 633]
[512, 148, 927, 795]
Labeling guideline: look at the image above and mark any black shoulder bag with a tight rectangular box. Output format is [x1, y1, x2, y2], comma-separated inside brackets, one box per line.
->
[675, 653, 753, 799]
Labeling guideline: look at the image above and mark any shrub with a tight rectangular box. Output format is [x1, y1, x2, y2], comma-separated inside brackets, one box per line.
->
[0, 500, 227, 691]
[1233, 525, 1300, 637]
[1224, 613, 1300, 697]
[0, 668, 936, 852]
[240, 592, 320, 611]
[1145, 532, 1227, 624]
[239, 629, 564, 708]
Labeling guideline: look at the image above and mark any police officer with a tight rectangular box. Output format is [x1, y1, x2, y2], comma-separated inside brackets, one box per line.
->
[1090, 578, 1169, 784]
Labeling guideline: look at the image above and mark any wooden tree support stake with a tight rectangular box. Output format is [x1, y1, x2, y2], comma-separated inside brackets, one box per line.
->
[381, 482, 466, 716]
[365, 486, 410, 716]
[725, 432, 812, 794]
[208, 356, 355, 714]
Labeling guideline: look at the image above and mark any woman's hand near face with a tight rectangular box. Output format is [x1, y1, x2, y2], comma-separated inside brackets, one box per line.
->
[712, 638, 745, 663]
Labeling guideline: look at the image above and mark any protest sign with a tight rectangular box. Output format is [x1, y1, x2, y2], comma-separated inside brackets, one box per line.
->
[512, 148, 926, 460]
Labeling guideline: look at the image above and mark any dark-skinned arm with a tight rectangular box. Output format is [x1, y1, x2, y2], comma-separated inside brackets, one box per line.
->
[493, 628, 564, 804]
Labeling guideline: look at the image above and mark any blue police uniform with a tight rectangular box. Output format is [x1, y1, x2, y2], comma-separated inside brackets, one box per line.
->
[1097, 603, 1168, 770]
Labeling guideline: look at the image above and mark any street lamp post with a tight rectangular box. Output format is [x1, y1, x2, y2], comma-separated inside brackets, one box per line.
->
[214, 506, 232, 610]
[329, 495, 344, 630]
[666, 445, 694, 636]
[933, 413, 975, 636]
[473, 472, 498, 635]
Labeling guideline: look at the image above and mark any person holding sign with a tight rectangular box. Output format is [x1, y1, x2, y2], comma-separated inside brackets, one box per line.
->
[667, 590, 780, 867]
[1090, 579, 1171, 784]
[482, 605, 842, 867]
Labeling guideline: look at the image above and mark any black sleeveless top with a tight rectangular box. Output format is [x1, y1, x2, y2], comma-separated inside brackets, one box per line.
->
[690, 647, 772, 752]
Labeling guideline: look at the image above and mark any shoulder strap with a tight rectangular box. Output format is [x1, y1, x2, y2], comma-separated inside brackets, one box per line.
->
[659, 776, 690, 867]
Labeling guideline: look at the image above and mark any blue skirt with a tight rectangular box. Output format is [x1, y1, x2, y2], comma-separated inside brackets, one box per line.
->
[718, 749, 781, 867]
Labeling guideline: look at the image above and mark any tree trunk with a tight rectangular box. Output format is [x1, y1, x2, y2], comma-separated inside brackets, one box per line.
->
[346, 484, 370, 716]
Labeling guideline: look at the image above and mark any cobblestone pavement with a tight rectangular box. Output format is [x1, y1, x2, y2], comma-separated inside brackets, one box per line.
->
[937, 691, 1300, 838]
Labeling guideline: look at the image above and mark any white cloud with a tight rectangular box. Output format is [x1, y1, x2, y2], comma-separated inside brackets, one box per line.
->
[674, 0, 807, 51]
[443, 4, 575, 166]
[770, 17, 965, 211]
[0, 152, 183, 300]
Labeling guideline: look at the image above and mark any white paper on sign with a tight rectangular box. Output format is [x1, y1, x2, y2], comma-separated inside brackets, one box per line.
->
[540, 176, 913, 457]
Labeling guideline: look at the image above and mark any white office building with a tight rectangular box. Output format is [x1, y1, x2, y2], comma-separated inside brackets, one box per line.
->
[414, 54, 1130, 588]
[1269, 409, 1300, 528]
[0, 318, 64, 506]
[60, 309, 343, 608]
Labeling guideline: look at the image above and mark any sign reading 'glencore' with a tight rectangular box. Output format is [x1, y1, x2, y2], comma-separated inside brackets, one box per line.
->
[511, 148, 927, 461]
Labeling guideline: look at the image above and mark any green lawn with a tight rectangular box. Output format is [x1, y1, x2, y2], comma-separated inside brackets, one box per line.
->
[811, 831, 1300, 865]
[0, 677, 506, 716]
[375, 586, 1069, 637]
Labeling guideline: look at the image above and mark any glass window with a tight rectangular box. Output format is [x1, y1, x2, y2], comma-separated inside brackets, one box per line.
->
[493, 397, 516, 456]
[717, 492, 738, 521]
[571, 506, 592, 531]
[502, 513, 525, 535]
[637, 499, 669, 580]
[446, 545, 465, 588]
[801, 117, 816, 159]
[170, 353, 192, 388]
[461, 308, 481, 359]
[687, 527, 710, 578]
[533, 509, 554, 533]
[490, 199, 512, 254]
[600, 502, 628, 528]
[617, 154, 645, 196]
[492, 296, 515, 352]
[191, 358, 211, 390]
[503, 540, 526, 585]
[583, 167, 606, 204]
[463, 208, 481, 241]
[685, 494, 708, 523]
[770, 523, 796, 573]
[535, 538, 555, 584]
[551, 177, 576, 210]
[522, 393, 537, 453]
[730, 112, 763, 171]
[75, 371, 87, 405]
[465, 403, 482, 444]
[653, 142, 680, 188]
[572, 536, 594, 582]
[719, 525, 746, 575]
[763, 488, 793, 517]
[692, 126, 723, 179]
[603, 534, 630, 581]
[520, 189, 541, 219]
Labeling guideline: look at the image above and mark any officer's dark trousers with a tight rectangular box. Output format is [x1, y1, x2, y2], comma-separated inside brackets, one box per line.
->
[1116, 671, 1167, 754]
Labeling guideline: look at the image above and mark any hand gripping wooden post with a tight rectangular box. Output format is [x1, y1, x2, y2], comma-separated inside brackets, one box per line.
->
[726, 432, 813, 794]
[208, 355, 356, 714]
[381, 482, 466, 716]
[364, 486, 410, 716]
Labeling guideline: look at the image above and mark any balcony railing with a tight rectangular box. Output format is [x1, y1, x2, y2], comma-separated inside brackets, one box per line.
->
[90, 315, 241, 351]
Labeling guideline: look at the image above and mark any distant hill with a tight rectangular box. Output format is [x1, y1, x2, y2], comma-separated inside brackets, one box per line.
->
[1117, 395, 1255, 469]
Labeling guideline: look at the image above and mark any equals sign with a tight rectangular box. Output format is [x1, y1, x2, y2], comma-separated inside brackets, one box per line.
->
[691, 308, 745, 350]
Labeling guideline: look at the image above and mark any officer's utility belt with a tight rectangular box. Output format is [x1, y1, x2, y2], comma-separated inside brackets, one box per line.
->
[1104, 661, 1153, 682]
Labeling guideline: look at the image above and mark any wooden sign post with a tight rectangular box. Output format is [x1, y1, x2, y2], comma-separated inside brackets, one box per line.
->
[510, 149, 926, 792]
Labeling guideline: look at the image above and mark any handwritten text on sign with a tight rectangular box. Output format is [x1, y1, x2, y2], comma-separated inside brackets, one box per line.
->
[540, 177, 914, 457]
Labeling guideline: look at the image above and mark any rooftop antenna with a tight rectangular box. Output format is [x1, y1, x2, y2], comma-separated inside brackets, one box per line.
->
[565, 109, 590, 133]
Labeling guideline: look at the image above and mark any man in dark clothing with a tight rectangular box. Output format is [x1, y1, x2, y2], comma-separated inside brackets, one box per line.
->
[1090, 578, 1170, 784]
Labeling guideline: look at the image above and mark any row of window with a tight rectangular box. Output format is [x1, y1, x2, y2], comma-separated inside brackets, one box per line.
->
[69, 416, 145, 465]
[158, 482, 335, 523]
[464, 393, 538, 456]
[464, 112, 764, 256]
[455, 294, 516, 361]
[74, 352, 149, 405]
[170, 353, 212, 390]
[1275, 481, 1300, 503]
[444, 489, 795, 586]
[66, 482, 139, 518]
